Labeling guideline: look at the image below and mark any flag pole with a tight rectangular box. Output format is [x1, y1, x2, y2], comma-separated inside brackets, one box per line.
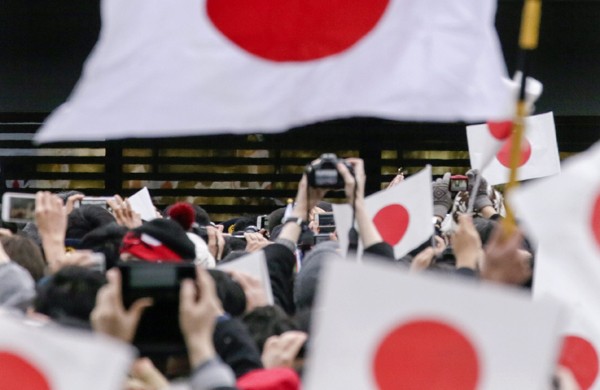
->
[502, 0, 542, 234]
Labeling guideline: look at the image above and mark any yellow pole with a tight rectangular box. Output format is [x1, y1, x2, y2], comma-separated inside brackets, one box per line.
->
[502, 0, 542, 235]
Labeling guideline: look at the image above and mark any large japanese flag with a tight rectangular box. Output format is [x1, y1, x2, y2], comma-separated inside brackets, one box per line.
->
[510, 141, 600, 390]
[35, 0, 512, 143]
[333, 166, 433, 259]
[467, 112, 561, 185]
[304, 259, 564, 390]
[0, 315, 134, 390]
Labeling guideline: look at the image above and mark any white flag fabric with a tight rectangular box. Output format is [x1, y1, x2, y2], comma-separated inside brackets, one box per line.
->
[510, 141, 600, 390]
[0, 315, 134, 390]
[304, 259, 563, 390]
[333, 166, 433, 259]
[217, 251, 274, 305]
[35, 0, 512, 143]
[467, 112, 561, 185]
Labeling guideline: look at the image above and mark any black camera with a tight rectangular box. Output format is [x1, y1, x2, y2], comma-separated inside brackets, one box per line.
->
[119, 262, 196, 355]
[305, 153, 353, 189]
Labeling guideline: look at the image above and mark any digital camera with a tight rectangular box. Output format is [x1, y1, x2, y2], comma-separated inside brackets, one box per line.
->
[305, 154, 353, 189]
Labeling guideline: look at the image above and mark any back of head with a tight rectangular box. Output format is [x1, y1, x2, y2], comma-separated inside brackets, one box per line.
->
[0, 235, 45, 281]
[80, 222, 128, 270]
[35, 266, 106, 328]
[294, 241, 342, 311]
[66, 205, 116, 239]
[242, 305, 298, 352]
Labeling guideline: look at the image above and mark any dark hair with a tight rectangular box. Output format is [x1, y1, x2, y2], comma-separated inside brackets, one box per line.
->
[80, 222, 127, 270]
[233, 216, 258, 233]
[66, 205, 116, 239]
[192, 204, 211, 226]
[35, 266, 106, 328]
[0, 235, 46, 281]
[242, 306, 298, 352]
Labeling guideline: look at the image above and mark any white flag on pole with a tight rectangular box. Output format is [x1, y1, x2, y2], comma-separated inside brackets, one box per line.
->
[467, 112, 561, 185]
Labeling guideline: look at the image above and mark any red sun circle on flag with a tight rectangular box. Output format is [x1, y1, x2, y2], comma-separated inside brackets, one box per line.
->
[559, 335, 599, 390]
[205, 0, 390, 62]
[487, 120, 513, 140]
[592, 193, 600, 249]
[373, 319, 480, 390]
[0, 352, 51, 390]
[373, 204, 410, 246]
[496, 135, 532, 168]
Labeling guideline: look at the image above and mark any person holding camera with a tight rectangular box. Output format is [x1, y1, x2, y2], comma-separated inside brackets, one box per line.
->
[276, 155, 394, 260]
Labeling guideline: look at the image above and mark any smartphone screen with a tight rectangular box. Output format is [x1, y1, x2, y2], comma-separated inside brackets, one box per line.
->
[1, 192, 36, 223]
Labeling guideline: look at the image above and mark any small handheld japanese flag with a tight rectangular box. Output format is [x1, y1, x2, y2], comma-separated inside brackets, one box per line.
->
[304, 259, 564, 390]
[218, 250, 274, 305]
[0, 315, 135, 390]
[510, 141, 600, 389]
[333, 166, 433, 259]
[467, 112, 561, 185]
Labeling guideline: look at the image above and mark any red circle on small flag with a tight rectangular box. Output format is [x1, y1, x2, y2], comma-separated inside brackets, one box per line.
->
[487, 121, 513, 140]
[0, 352, 51, 390]
[373, 319, 480, 390]
[496, 136, 532, 168]
[205, 0, 390, 62]
[559, 335, 600, 390]
[592, 193, 600, 249]
[373, 204, 410, 246]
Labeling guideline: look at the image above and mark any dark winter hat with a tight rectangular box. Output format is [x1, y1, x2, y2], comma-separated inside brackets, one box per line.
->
[120, 219, 196, 262]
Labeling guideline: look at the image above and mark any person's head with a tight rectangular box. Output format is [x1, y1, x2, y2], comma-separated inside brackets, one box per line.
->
[0, 235, 46, 281]
[120, 219, 196, 262]
[66, 205, 116, 239]
[242, 305, 298, 352]
[80, 222, 128, 270]
[294, 241, 342, 311]
[232, 217, 259, 234]
[35, 266, 106, 328]
[191, 204, 211, 226]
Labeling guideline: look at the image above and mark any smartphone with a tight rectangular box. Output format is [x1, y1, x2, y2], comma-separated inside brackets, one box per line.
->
[314, 233, 332, 245]
[449, 175, 468, 193]
[119, 262, 196, 355]
[77, 196, 114, 210]
[316, 212, 335, 233]
[256, 214, 269, 230]
[1, 192, 36, 223]
[89, 252, 106, 273]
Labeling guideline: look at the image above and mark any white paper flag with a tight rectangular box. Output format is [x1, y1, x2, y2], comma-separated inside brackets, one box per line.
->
[217, 250, 274, 305]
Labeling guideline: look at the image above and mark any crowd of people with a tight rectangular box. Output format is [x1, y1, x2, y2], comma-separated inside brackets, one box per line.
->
[0, 157, 579, 389]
